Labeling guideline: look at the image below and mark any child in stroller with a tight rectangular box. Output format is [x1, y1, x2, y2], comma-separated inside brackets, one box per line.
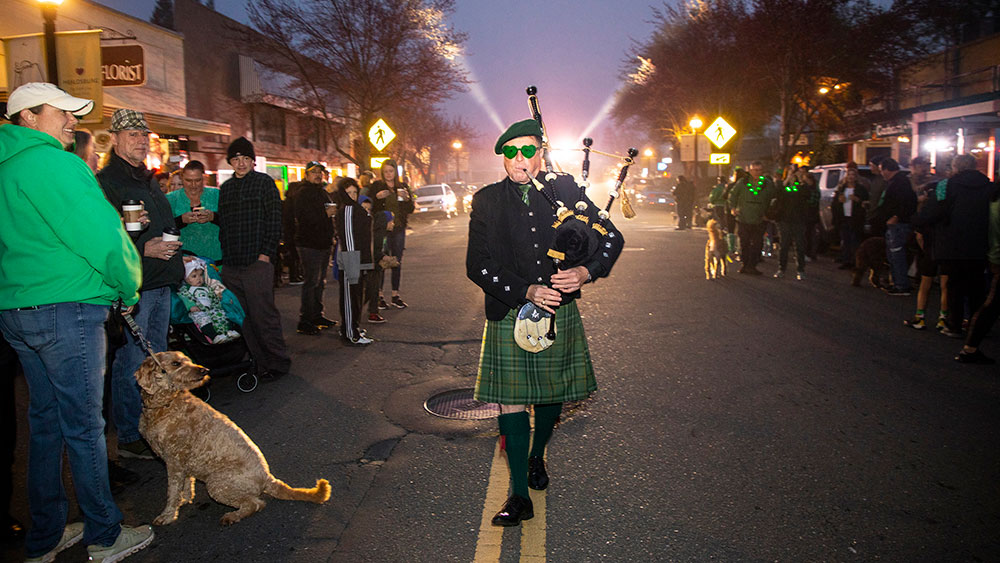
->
[170, 256, 258, 393]
[178, 258, 240, 344]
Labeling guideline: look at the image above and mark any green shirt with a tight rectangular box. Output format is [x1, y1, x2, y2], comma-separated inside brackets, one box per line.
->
[166, 187, 222, 261]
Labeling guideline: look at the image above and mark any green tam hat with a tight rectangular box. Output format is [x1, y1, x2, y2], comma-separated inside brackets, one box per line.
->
[494, 119, 543, 155]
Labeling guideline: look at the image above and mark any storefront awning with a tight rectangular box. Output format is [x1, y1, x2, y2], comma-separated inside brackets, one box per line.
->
[93, 104, 231, 137]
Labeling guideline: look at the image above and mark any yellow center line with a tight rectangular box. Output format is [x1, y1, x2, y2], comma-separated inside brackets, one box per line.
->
[472, 440, 548, 563]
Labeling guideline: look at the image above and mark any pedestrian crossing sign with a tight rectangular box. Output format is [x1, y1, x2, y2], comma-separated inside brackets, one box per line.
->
[704, 117, 736, 149]
[710, 153, 730, 164]
[368, 119, 395, 151]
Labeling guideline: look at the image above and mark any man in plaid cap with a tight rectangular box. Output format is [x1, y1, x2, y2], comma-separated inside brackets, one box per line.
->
[290, 161, 338, 335]
[97, 108, 184, 461]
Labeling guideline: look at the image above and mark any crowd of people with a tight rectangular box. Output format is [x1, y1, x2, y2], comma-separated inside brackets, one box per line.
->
[704, 154, 999, 365]
[0, 82, 416, 561]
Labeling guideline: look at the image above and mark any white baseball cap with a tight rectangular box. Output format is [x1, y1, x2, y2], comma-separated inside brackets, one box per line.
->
[4, 82, 94, 120]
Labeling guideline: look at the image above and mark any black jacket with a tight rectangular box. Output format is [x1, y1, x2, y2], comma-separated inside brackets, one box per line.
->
[466, 173, 624, 321]
[774, 181, 814, 223]
[912, 169, 996, 261]
[873, 172, 917, 225]
[336, 197, 372, 265]
[291, 181, 334, 249]
[97, 151, 183, 290]
[831, 181, 869, 230]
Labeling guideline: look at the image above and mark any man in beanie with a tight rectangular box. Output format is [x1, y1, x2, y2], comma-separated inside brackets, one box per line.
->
[97, 108, 184, 461]
[217, 137, 291, 379]
[466, 119, 624, 526]
[0, 83, 153, 562]
[291, 161, 338, 335]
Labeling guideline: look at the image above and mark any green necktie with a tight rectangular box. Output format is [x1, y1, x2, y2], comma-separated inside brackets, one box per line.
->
[519, 184, 530, 205]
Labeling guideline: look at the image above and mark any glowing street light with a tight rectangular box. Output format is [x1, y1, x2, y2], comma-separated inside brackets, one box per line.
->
[818, 86, 831, 95]
[689, 117, 703, 131]
[643, 148, 653, 157]
[452, 140, 462, 150]
[451, 140, 462, 181]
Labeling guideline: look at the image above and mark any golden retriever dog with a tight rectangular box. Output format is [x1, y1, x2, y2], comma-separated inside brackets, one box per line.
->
[705, 218, 728, 280]
[135, 351, 330, 526]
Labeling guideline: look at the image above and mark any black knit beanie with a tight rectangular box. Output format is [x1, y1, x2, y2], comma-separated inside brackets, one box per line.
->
[227, 136, 255, 163]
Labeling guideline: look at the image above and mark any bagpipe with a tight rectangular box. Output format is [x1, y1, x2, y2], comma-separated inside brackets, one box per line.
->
[514, 85, 637, 353]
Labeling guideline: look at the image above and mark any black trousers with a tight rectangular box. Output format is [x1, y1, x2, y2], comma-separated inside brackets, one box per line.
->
[298, 246, 331, 323]
[737, 221, 766, 270]
[966, 264, 1000, 348]
[222, 261, 291, 375]
[938, 259, 988, 333]
[339, 273, 363, 340]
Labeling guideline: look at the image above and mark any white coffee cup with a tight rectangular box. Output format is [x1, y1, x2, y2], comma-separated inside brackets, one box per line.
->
[122, 200, 143, 232]
[161, 228, 181, 242]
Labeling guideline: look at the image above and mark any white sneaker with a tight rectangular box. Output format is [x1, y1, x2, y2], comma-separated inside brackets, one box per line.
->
[25, 522, 84, 562]
[86, 524, 154, 562]
[352, 336, 374, 345]
[773, 270, 785, 279]
[795, 272, 804, 281]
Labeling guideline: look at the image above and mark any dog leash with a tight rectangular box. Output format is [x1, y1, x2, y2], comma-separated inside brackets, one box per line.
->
[115, 300, 166, 371]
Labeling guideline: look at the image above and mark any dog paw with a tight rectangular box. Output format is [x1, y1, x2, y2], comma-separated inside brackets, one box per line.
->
[153, 513, 177, 526]
[220, 513, 240, 526]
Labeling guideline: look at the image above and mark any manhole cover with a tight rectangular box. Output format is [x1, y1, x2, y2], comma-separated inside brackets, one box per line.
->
[424, 388, 499, 420]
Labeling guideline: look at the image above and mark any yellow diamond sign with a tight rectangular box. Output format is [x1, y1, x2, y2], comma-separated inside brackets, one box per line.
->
[368, 119, 395, 151]
[704, 117, 736, 149]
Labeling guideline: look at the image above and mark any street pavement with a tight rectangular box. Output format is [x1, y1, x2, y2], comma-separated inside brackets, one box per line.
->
[5, 205, 999, 562]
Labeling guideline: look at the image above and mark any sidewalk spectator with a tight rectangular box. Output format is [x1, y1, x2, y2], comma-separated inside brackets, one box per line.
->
[375, 159, 415, 309]
[0, 82, 153, 562]
[904, 166, 950, 331]
[673, 175, 695, 230]
[69, 129, 99, 173]
[708, 176, 728, 223]
[281, 177, 305, 286]
[773, 167, 814, 280]
[909, 156, 939, 197]
[871, 158, 917, 295]
[363, 166, 394, 321]
[866, 155, 887, 234]
[913, 154, 994, 338]
[832, 163, 869, 269]
[957, 185, 1000, 363]
[97, 108, 184, 460]
[803, 170, 821, 262]
[335, 177, 374, 345]
[218, 137, 292, 380]
[166, 160, 221, 262]
[729, 161, 777, 275]
[1, 336, 22, 543]
[292, 161, 338, 335]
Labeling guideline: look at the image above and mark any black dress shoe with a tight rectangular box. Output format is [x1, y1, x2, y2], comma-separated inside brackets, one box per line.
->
[313, 316, 338, 329]
[527, 456, 549, 490]
[491, 494, 533, 527]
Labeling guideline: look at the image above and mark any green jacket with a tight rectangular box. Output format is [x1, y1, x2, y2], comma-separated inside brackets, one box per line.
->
[729, 175, 777, 225]
[0, 125, 141, 308]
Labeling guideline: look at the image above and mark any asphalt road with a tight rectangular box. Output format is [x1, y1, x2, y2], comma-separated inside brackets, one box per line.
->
[5, 205, 999, 562]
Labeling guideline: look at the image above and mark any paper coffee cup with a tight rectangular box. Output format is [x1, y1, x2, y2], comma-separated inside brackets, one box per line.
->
[162, 228, 181, 242]
[122, 200, 143, 232]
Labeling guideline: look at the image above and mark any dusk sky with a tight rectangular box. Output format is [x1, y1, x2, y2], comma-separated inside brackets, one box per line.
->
[95, 0, 662, 160]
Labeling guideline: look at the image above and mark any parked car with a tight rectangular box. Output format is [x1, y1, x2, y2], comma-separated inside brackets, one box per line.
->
[413, 184, 458, 218]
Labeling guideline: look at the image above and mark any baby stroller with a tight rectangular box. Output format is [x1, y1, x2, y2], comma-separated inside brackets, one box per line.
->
[168, 256, 258, 396]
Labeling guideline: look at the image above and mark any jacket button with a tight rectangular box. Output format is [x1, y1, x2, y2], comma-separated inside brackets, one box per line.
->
[537, 277, 543, 282]
[536, 260, 541, 265]
[530, 227, 536, 232]
[528, 211, 534, 217]
[534, 243, 539, 248]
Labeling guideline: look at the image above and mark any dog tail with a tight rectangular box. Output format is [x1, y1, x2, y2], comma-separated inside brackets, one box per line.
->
[265, 477, 331, 504]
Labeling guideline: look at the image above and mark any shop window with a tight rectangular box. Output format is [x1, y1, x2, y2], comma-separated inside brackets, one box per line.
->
[253, 104, 286, 146]
[300, 117, 325, 151]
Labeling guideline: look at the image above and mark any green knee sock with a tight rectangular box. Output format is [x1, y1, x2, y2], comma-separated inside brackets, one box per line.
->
[498, 411, 530, 498]
[530, 403, 563, 458]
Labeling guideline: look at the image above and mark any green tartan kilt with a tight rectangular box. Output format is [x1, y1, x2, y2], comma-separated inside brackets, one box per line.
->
[474, 300, 596, 404]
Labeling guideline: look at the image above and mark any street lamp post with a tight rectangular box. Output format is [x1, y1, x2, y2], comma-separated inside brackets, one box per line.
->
[689, 116, 703, 182]
[39, 0, 64, 84]
[451, 140, 462, 182]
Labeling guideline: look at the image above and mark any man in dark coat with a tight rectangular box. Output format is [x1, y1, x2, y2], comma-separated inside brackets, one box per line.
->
[217, 137, 291, 379]
[913, 154, 995, 338]
[97, 108, 183, 460]
[871, 158, 917, 295]
[673, 175, 696, 230]
[291, 161, 337, 335]
[466, 119, 623, 527]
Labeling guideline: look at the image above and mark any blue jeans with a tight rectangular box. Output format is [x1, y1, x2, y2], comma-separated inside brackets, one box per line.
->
[385, 229, 406, 292]
[111, 286, 170, 444]
[0, 303, 122, 555]
[885, 223, 913, 291]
